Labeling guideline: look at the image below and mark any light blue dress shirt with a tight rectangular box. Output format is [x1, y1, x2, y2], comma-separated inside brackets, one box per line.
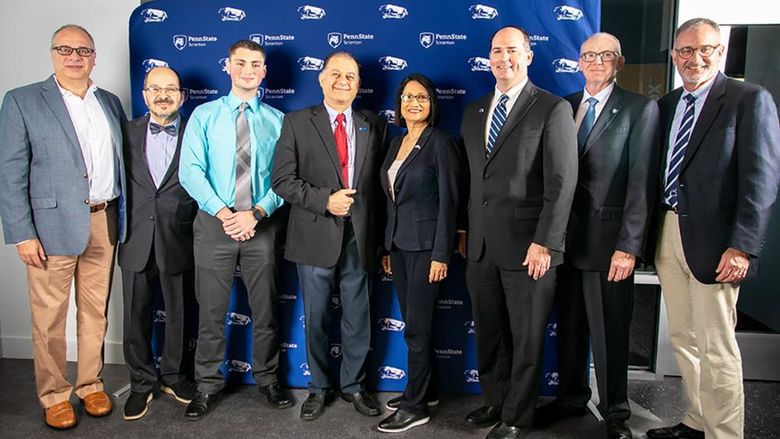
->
[179, 92, 284, 216]
[145, 115, 180, 188]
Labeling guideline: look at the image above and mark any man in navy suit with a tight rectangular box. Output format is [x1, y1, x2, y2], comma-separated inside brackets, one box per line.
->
[646, 18, 780, 439]
[0, 24, 126, 430]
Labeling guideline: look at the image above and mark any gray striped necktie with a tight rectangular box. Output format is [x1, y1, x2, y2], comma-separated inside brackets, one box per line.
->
[235, 102, 252, 211]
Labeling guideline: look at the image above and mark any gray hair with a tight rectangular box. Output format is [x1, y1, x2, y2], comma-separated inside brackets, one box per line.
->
[51, 24, 95, 49]
[674, 18, 720, 45]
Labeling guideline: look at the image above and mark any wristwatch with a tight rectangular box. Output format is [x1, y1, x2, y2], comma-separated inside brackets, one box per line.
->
[252, 207, 264, 221]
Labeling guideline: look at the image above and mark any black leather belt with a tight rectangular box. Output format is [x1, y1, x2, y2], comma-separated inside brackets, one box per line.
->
[89, 199, 116, 213]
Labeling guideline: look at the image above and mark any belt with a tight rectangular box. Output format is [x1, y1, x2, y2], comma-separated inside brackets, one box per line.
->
[661, 204, 678, 214]
[89, 199, 115, 213]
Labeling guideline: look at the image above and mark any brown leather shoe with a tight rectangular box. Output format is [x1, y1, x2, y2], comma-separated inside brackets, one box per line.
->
[81, 391, 113, 417]
[44, 401, 77, 430]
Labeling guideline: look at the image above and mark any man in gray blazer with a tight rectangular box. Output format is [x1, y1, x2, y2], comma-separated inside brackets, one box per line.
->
[272, 51, 388, 421]
[0, 24, 126, 430]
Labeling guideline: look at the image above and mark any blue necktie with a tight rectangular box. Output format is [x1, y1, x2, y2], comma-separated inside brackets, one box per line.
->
[486, 94, 509, 158]
[664, 94, 697, 208]
[577, 97, 598, 152]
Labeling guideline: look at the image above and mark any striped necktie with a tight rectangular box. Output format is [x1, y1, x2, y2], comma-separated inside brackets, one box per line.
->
[235, 102, 252, 211]
[486, 94, 509, 158]
[664, 94, 697, 208]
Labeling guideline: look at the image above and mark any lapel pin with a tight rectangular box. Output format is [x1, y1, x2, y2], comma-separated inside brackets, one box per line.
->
[413, 144, 421, 149]
[358, 126, 368, 131]
[479, 108, 485, 113]
[612, 108, 619, 114]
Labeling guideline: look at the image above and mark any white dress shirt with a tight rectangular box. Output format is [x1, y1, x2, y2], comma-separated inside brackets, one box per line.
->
[484, 78, 529, 148]
[575, 82, 615, 130]
[324, 102, 356, 188]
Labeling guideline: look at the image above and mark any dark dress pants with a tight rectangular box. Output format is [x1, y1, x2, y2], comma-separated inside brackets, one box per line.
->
[192, 210, 281, 394]
[466, 252, 557, 428]
[122, 249, 193, 392]
[297, 220, 370, 395]
[555, 263, 634, 420]
[390, 248, 440, 415]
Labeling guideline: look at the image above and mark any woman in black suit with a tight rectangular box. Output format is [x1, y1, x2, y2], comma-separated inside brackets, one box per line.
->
[376, 74, 461, 433]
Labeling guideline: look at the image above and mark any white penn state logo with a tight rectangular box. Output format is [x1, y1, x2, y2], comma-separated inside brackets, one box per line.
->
[298, 5, 326, 20]
[142, 58, 169, 73]
[469, 4, 498, 19]
[327, 32, 343, 48]
[249, 33, 264, 45]
[152, 310, 167, 323]
[378, 318, 405, 332]
[154, 356, 162, 369]
[468, 57, 490, 72]
[298, 314, 306, 328]
[141, 8, 168, 23]
[257, 87, 265, 100]
[553, 5, 583, 21]
[227, 359, 252, 373]
[379, 56, 408, 71]
[218, 6, 246, 21]
[298, 56, 324, 71]
[379, 4, 408, 19]
[329, 343, 342, 358]
[464, 320, 476, 335]
[419, 32, 434, 49]
[300, 362, 311, 376]
[173, 34, 187, 51]
[552, 58, 579, 73]
[546, 322, 558, 337]
[226, 312, 251, 325]
[464, 369, 480, 383]
[545, 372, 560, 386]
[378, 109, 396, 124]
[378, 366, 406, 380]
[219, 57, 230, 74]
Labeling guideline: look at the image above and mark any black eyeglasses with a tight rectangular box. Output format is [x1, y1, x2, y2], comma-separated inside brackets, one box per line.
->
[144, 86, 182, 95]
[401, 94, 431, 103]
[674, 45, 720, 59]
[51, 46, 95, 57]
[580, 51, 619, 62]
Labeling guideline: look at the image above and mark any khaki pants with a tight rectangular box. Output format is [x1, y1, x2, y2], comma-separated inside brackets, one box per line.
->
[655, 212, 744, 439]
[26, 206, 117, 408]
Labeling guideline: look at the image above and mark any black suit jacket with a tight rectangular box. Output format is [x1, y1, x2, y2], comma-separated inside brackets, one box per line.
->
[649, 72, 780, 283]
[379, 126, 461, 264]
[272, 104, 388, 270]
[118, 115, 197, 274]
[461, 81, 578, 269]
[563, 85, 660, 271]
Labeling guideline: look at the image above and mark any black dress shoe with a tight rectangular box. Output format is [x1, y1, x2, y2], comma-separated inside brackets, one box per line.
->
[184, 392, 219, 420]
[607, 419, 633, 439]
[533, 400, 587, 427]
[258, 382, 294, 409]
[465, 405, 501, 427]
[341, 391, 381, 416]
[300, 392, 332, 421]
[377, 409, 431, 433]
[385, 394, 439, 410]
[161, 380, 197, 404]
[486, 422, 527, 439]
[123, 391, 152, 421]
[646, 423, 704, 439]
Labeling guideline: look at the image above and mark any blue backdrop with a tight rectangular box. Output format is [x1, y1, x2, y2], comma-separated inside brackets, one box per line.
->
[130, 0, 598, 396]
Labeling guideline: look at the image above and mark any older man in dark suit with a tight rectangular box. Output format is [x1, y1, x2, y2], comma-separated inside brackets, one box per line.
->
[119, 66, 198, 421]
[272, 51, 388, 421]
[646, 18, 780, 439]
[459, 25, 578, 439]
[533, 33, 660, 439]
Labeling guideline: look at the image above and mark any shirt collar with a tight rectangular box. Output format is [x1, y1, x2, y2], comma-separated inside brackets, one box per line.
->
[582, 82, 614, 104]
[54, 75, 97, 98]
[148, 114, 181, 130]
[682, 74, 716, 102]
[227, 91, 260, 113]
[494, 77, 528, 101]
[323, 101, 353, 125]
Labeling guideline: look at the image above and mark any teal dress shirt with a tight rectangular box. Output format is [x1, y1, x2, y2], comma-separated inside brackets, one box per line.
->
[179, 92, 284, 216]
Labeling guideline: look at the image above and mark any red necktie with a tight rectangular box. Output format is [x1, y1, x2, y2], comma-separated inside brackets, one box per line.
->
[334, 113, 349, 187]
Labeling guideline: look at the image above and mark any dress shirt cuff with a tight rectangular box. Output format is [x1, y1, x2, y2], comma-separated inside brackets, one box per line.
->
[256, 196, 279, 217]
[15, 239, 33, 246]
[203, 196, 227, 217]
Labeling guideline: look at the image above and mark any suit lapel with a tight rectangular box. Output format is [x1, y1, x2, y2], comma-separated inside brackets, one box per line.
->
[680, 73, 726, 173]
[582, 86, 625, 158]
[310, 105, 345, 187]
[469, 95, 492, 169]
[131, 115, 157, 190]
[157, 117, 187, 189]
[352, 109, 370, 189]
[395, 125, 432, 178]
[41, 76, 87, 172]
[487, 82, 537, 164]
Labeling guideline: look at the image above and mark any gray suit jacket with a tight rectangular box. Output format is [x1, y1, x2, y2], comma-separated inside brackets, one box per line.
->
[0, 75, 127, 256]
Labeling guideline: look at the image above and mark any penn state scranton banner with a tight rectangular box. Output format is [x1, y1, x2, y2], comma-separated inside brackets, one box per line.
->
[129, 0, 599, 395]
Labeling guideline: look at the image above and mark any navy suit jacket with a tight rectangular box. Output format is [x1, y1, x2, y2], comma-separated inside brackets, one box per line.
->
[379, 126, 461, 264]
[0, 75, 127, 256]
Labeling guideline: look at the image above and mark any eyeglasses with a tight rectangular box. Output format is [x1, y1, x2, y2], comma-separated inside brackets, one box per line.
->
[580, 51, 619, 62]
[674, 45, 720, 59]
[51, 46, 95, 57]
[401, 94, 431, 103]
[144, 87, 182, 95]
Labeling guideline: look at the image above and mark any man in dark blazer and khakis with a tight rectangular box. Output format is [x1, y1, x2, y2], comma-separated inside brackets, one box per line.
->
[119, 66, 197, 421]
[459, 26, 578, 439]
[534, 33, 660, 439]
[272, 51, 388, 421]
[646, 18, 780, 439]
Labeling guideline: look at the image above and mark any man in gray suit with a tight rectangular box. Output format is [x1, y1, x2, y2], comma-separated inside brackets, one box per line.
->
[0, 24, 126, 430]
[272, 51, 388, 421]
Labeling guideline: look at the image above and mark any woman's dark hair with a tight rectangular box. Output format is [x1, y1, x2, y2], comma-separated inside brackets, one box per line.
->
[394, 73, 439, 127]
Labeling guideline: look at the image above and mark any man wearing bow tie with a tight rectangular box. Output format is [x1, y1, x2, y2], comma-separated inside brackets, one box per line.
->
[119, 66, 198, 420]
[533, 33, 660, 439]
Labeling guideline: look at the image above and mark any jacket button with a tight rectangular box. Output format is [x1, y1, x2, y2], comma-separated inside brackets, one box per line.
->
[149, 216, 154, 221]
[84, 199, 90, 205]
[82, 173, 88, 179]
[482, 201, 488, 207]
[154, 193, 160, 199]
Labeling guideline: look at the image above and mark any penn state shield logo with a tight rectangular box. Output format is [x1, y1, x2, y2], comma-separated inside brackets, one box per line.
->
[327, 32, 343, 48]
[256, 87, 265, 100]
[419, 32, 434, 49]
[249, 33, 264, 45]
[173, 34, 186, 51]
